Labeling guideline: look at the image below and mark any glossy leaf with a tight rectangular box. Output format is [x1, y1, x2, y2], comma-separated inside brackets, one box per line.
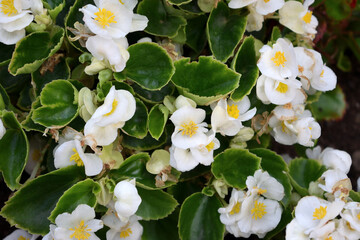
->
[185, 15, 208, 53]
[212, 148, 261, 189]
[171, 57, 240, 105]
[21, 97, 46, 132]
[0, 166, 85, 234]
[148, 104, 169, 140]
[0, 111, 29, 190]
[207, 2, 247, 62]
[141, 210, 179, 240]
[167, 0, 191, 5]
[132, 82, 174, 104]
[122, 131, 167, 151]
[0, 43, 14, 65]
[136, 187, 178, 220]
[0, 63, 29, 93]
[179, 193, 224, 240]
[122, 98, 148, 139]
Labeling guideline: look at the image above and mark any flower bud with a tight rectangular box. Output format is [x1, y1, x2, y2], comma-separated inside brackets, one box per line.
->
[146, 150, 170, 175]
[163, 96, 176, 114]
[96, 177, 115, 206]
[308, 181, 324, 197]
[213, 179, 228, 198]
[85, 58, 107, 75]
[78, 87, 97, 122]
[233, 127, 255, 143]
[197, 0, 216, 13]
[174, 95, 197, 110]
[100, 144, 124, 170]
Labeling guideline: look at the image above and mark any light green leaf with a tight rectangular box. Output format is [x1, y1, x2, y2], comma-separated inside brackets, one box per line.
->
[0, 111, 29, 190]
[171, 57, 240, 105]
[122, 98, 148, 139]
[122, 131, 167, 151]
[0, 166, 85, 234]
[212, 148, 261, 189]
[48, 179, 100, 222]
[349, 190, 360, 202]
[114, 42, 175, 90]
[148, 104, 169, 140]
[179, 193, 224, 240]
[231, 36, 259, 101]
[9, 26, 64, 75]
[207, 2, 247, 62]
[136, 187, 178, 220]
[270, 26, 282, 43]
[43, 0, 65, 19]
[167, 0, 192, 5]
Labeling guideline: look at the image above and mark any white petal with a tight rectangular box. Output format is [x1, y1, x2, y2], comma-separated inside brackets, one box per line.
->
[279, 1, 305, 34]
[170, 146, 199, 172]
[255, 0, 284, 15]
[54, 140, 77, 169]
[1, 13, 33, 31]
[130, 13, 148, 32]
[0, 27, 24, 45]
[228, 0, 257, 9]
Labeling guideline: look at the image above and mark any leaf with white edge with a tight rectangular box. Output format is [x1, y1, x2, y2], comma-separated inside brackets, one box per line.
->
[0, 83, 11, 110]
[43, 0, 65, 19]
[0, 43, 14, 65]
[21, 97, 46, 132]
[148, 104, 169, 140]
[167, 0, 192, 5]
[231, 36, 259, 101]
[171, 57, 240, 105]
[0, 111, 29, 190]
[9, 26, 64, 75]
[122, 98, 148, 139]
[114, 42, 175, 90]
[48, 179, 100, 222]
[212, 148, 261, 189]
[141, 209, 179, 240]
[109, 152, 179, 190]
[207, 2, 247, 62]
[132, 82, 174, 104]
[136, 187, 178, 220]
[288, 158, 326, 196]
[122, 131, 168, 151]
[250, 149, 292, 207]
[32, 80, 79, 127]
[179, 193, 224, 240]
[0, 166, 85, 235]
[137, 0, 187, 37]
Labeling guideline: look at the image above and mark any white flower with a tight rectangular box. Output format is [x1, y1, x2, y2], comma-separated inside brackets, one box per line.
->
[4, 229, 37, 240]
[257, 38, 298, 80]
[318, 169, 349, 193]
[218, 188, 247, 225]
[84, 86, 136, 146]
[294, 196, 344, 235]
[285, 219, 308, 240]
[320, 147, 352, 174]
[0, 118, 5, 139]
[43, 224, 56, 240]
[174, 95, 196, 110]
[85, 35, 129, 73]
[80, 0, 148, 39]
[53, 204, 103, 240]
[293, 114, 321, 147]
[311, 65, 337, 92]
[279, 0, 318, 38]
[246, 5, 264, 32]
[256, 75, 302, 105]
[225, 222, 251, 238]
[114, 179, 142, 222]
[103, 213, 143, 240]
[268, 115, 298, 145]
[210, 97, 256, 136]
[340, 202, 360, 233]
[228, 0, 284, 15]
[170, 106, 208, 149]
[53, 138, 103, 176]
[305, 145, 322, 159]
[246, 169, 285, 201]
[337, 218, 360, 240]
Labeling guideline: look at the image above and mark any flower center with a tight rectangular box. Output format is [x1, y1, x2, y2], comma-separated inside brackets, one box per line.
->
[103, 99, 118, 116]
[70, 148, 84, 167]
[179, 121, 198, 137]
[205, 141, 215, 152]
[357, 213, 360, 220]
[276, 82, 288, 93]
[230, 202, 241, 215]
[325, 237, 333, 240]
[120, 228, 132, 238]
[251, 200, 267, 220]
[94, 8, 117, 28]
[298, 65, 304, 73]
[17, 236, 29, 240]
[271, 51, 287, 67]
[263, 0, 270, 2]
[1, 0, 18, 16]
[302, 11, 313, 24]
[253, 186, 267, 195]
[69, 220, 92, 240]
[312, 206, 327, 220]
[119, 0, 124, 4]
[320, 69, 324, 77]
[227, 104, 239, 119]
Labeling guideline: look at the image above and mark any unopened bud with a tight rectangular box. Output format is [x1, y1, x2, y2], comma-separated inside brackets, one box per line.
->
[146, 150, 170, 175]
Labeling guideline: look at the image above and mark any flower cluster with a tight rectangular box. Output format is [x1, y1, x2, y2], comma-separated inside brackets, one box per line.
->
[218, 170, 285, 238]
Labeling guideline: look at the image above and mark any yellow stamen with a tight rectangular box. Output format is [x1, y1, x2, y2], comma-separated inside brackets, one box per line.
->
[276, 82, 288, 93]
[263, 0, 270, 2]
[325, 237, 333, 240]
[69, 220, 92, 240]
[357, 213, 360, 220]
[119, 0, 124, 4]
[312, 206, 327, 220]
[298, 65, 304, 73]
[271, 51, 287, 67]
[94, 8, 117, 28]
[18, 236, 29, 240]
[70, 148, 84, 167]
[179, 121, 198, 137]
[254, 186, 267, 195]
[230, 202, 241, 215]
[1, 0, 18, 16]
[251, 200, 267, 220]
[120, 228, 132, 238]
[205, 141, 215, 152]
[302, 11, 313, 24]
[320, 69, 324, 77]
[281, 121, 287, 133]
[103, 99, 118, 116]
[227, 104, 240, 119]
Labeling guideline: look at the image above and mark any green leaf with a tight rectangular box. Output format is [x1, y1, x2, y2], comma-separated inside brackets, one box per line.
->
[17, 81, 35, 111]
[21, 97, 46, 132]
[0, 83, 11, 110]
[0, 43, 14, 65]
[0, 166, 85, 234]
[264, 208, 292, 240]
[349, 190, 360, 202]
[148, 104, 169, 140]
[167, 0, 192, 5]
[179, 193, 224, 240]
[136, 187, 178, 220]
[132, 82, 174, 104]
[114, 42, 175, 90]
[0, 63, 29, 93]
[43, 0, 65, 19]
[171, 25, 187, 44]
[288, 158, 326, 196]
[185, 15, 208, 53]
[137, 0, 187, 37]
[32, 80, 79, 127]
[325, 0, 351, 21]
[207, 2, 247, 62]
[171, 57, 240, 105]
[337, 50, 352, 72]
[48, 179, 100, 222]
[0, 111, 29, 190]
[122, 131, 167, 151]
[122, 98, 148, 139]
[9, 26, 64, 75]
[270, 26, 282, 43]
[141, 209, 179, 240]
[212, 148, 261, 189]
[109, 152, 179, 190]
[250, 149, 292, 207]
[309, 86, 346, 121]
[231, 36, 259, 101]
